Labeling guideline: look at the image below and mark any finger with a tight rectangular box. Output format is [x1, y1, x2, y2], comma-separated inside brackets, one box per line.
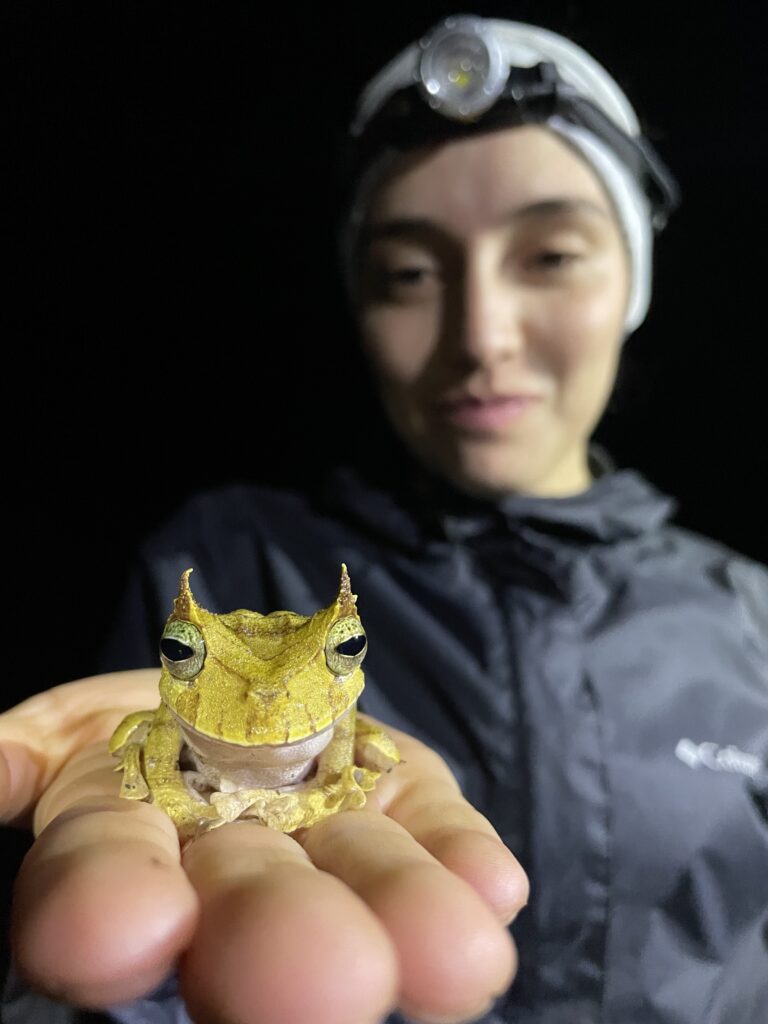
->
[367, 723, 529, 925]
[179, 822, 399, 1024]
[32, 742, 135, 836]
[0, 742, 46, 827]
[11, 745, 198, 1008]
[299, 809, 516, 1024]
[0, 670, 159, 824]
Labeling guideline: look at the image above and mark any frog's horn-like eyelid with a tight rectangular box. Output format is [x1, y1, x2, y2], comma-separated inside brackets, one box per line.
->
[173, 567, 204, 623]
[338, 562, 358, 615]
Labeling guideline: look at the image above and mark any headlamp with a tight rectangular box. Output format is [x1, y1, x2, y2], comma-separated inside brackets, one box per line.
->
[350, 15, 680, 231]
[417, 16, 507, 121]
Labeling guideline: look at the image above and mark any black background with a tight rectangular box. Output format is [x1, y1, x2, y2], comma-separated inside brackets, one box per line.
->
[6, 1, 768, 707]
[2, 0, 767, 995]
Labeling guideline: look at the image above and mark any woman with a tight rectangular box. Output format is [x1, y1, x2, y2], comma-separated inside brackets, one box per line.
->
[2, 15, 766, 1024]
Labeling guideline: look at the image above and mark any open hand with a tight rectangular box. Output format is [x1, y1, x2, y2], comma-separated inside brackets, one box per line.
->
[0, 670, 528, 1024]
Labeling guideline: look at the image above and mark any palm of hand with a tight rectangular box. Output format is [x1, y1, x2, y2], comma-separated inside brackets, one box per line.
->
[0, 670, 527, 1024]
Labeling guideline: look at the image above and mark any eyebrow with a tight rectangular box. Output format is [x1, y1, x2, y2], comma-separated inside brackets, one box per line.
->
[361, 198, 609, 244]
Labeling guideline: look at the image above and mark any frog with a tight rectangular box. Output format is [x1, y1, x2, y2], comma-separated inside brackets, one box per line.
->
[108, 565, 400, 842]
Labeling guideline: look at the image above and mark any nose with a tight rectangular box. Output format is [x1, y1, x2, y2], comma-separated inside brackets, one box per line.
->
[445, 254, 524, 369]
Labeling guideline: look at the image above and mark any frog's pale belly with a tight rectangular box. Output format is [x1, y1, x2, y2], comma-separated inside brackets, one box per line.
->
[174, 711, 338, 790]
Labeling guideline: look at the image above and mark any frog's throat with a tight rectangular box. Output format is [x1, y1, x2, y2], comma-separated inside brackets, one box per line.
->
[169, 707, 347, 789]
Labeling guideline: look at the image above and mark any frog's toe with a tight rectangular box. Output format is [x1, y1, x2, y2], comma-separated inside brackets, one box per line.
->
[354, 728, 401, 772]
[119, 776, 150, 800]
[195, 815, 227, 837]
[177, 813, 227, 844]
[231, 790, 310, 832]
[320, 765, 372, 813]
[210, 789, 267, 823]
[352, 765, 381, 792]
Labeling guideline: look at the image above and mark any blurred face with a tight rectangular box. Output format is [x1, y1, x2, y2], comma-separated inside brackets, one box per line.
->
[356, 125, 631, 498]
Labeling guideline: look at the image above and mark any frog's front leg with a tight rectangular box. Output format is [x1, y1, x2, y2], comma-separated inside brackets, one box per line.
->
[109, 709, 156, 800]
[141, 703, 221, 840]
[313, 704, 358, 783]
[311, 706, 398, 791]
[354, 714, 400, 774]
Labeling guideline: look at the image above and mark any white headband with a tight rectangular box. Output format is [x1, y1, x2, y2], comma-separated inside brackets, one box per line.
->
[341, 16, 673, 338]
[546, 115, 653, 334]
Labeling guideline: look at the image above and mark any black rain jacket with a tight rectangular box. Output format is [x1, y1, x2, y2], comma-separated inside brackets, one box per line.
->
[5, 457, 767, 1024]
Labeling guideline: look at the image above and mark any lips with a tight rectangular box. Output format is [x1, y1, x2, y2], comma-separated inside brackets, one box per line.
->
[436, 393, 541, 431]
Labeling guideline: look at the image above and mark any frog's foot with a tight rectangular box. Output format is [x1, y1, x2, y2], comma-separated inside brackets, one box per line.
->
[211, 764, 381, 833]
[147, 786, 223, 843]
[210, 789, 309, 833]
[116, 743, 150, 800]
[355, 718, 401, 773]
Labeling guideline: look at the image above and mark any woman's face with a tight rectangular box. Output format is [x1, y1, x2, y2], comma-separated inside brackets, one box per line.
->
[356, 125, 631, 498]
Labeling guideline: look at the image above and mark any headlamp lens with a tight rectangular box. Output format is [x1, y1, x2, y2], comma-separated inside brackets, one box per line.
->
[418, 17, 506, 121]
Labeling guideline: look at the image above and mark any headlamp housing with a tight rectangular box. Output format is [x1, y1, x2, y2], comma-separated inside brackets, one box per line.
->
[417, 16, 507, 121]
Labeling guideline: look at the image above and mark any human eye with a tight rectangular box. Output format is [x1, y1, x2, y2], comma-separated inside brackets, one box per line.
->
[509, 239, 590, 285]
[384, 265, 431, 284]
[384, 264, 441, 291]
[513, 218, 600, 280]
[529, 250, 581, 272]
[364, 257, 442, 304]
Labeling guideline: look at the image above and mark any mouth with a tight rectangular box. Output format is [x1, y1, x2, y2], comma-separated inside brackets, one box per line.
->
[435, 394, 542, 432]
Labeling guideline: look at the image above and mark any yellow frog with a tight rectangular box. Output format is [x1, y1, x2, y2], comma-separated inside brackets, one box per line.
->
[109, 565, 400, 841]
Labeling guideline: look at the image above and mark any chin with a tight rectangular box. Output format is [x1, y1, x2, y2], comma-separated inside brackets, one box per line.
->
[445, 442, 594, 499]
[431, 444, 535, 499]
[451, 468, 530, 500]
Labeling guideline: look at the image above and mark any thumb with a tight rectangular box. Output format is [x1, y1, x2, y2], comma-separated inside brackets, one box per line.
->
[0, 669, 159, 828]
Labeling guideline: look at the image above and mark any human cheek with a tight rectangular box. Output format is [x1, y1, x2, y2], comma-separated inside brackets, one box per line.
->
[531, 290, 620, 427]
[534, 281, 623, 375]
[360, 306, 438, 386]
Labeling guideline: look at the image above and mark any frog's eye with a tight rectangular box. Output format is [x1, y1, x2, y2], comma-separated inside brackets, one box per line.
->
[160, 620, 206, 681]
[325, 617, 367, 677]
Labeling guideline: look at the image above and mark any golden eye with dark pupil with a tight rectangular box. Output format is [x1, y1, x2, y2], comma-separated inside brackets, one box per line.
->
[335, 635, 366, 657]
[160, 619, 205, 681]
[161, 638, 194, 662]
[325, 618, 367, 676]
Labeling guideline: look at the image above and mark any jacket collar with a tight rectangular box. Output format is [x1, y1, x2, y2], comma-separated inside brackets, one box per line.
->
[319, 440, 676, 559]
